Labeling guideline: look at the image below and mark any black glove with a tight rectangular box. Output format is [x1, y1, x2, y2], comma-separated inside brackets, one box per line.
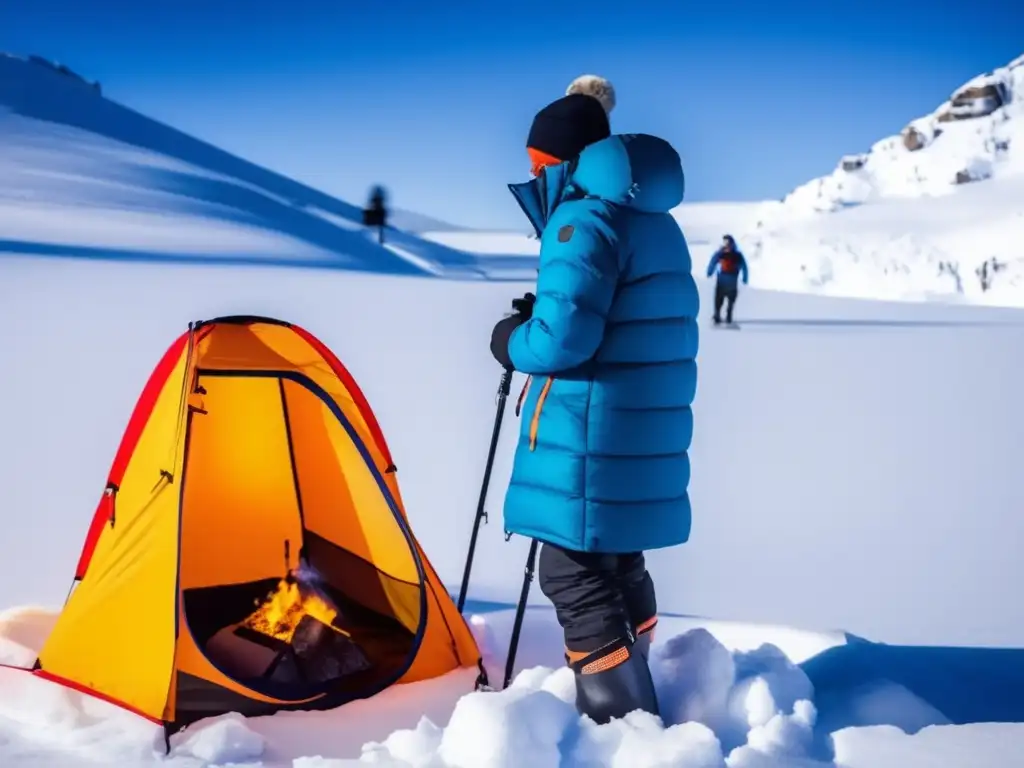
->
[490, 293, 536, 370]
[511, 292, 536, 319]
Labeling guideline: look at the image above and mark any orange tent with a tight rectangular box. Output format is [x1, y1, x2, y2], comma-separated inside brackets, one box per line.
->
[26, 315, 483, 743]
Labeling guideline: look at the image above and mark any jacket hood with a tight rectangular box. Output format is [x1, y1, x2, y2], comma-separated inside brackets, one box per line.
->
[509, 133, 685, 235]
[571, 133, 685, 213]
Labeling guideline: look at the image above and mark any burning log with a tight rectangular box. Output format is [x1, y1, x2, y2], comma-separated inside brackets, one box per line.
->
[243, 575, 340, 644]
[204, 568, 372, 686]
[292, 614, 370, 683]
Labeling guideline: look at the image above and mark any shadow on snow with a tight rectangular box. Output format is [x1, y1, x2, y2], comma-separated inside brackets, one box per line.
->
[736, 317, 1024, 329]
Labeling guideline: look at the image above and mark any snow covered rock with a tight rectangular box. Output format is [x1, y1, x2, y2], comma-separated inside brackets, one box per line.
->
[841, 154, 868, 171]
[945, 77, 1008, 121]
[901, 125, 927, 152]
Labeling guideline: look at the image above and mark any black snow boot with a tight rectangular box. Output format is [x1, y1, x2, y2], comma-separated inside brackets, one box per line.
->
[569, 638, 660, 724]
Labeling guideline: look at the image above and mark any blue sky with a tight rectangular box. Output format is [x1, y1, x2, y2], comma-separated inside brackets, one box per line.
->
[4, 0, 1023, 230]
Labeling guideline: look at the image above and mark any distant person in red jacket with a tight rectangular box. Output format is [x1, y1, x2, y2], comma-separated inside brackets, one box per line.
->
[706, 234, 748, 326]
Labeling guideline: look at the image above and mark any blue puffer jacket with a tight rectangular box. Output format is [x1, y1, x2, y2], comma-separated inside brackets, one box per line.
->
[502, 133, 699, 554]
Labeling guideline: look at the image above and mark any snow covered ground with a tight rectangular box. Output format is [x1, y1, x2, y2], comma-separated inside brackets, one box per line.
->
[2, 48, 1024, 767]
[3, 601, 1021, 767]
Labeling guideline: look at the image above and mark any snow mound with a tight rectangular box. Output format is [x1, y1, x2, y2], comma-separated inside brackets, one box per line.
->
[0, 662, 162, 764]
[0, 606, 57, 667]
[338, 629, 830, 767]
[172, 713, 266, 764]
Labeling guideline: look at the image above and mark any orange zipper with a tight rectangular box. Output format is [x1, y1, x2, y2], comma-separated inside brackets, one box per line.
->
[529, 377, 553, 451]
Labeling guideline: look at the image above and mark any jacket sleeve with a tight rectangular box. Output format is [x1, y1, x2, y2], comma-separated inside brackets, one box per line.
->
[508, 203, 619, 375]
[740, 253, 749, 284]
[706, 250, 721, 277]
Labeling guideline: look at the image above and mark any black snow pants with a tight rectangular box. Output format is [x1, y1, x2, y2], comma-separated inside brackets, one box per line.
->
[538, 542, 657, 655]
[713, 281, 738, 323]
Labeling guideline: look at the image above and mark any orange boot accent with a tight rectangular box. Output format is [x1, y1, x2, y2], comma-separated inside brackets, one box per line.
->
[635, 616, 657, 644]
[566, 640, 631, 675]
[566, 647, 588, 665]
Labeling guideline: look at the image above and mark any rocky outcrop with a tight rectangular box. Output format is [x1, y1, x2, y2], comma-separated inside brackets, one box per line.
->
[841, 154, 867, 171]
[976, 258, 1009, 292]
[945, 81, 1007, 121]
[902, 126, 927, 151]
[953, 165, 992, 184]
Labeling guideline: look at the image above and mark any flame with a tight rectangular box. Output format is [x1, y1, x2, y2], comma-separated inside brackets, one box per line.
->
[243, 576, 342, 643]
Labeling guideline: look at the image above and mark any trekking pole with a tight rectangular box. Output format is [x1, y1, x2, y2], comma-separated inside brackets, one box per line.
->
[456, 364, 514, 614]
[503, 538, 539, 689]
[456, 293, 534, 614]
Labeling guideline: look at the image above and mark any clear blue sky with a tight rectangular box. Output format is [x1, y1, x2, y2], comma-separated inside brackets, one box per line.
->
[4, 0, 1022, 230]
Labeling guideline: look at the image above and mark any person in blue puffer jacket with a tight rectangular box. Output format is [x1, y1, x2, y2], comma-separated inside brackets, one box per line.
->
[489, 76, 699, 725]
[706, 234, 748, 325]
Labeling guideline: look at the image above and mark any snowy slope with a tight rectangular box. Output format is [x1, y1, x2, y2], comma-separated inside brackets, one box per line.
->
[788, 53, 1023, 208]
[724, 52, 1024, 305]
[388, 208, 469, 234]
[0, 53, 536, 280]
[3, 50, 1024, 767]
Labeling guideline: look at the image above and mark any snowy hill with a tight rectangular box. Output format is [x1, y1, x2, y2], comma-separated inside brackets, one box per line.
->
[789, 53, 1023, 208]
[2, 50, 1024, 767]
[0, 52, 535, 280]
[388, 207, 469, 234]
[723, 52, 1024, 305]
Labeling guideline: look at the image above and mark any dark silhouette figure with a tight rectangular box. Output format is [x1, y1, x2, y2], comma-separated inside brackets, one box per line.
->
[362, 185, 389, 244]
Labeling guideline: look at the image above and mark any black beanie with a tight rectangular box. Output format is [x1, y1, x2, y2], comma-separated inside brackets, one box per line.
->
[526, 93, 611, 162]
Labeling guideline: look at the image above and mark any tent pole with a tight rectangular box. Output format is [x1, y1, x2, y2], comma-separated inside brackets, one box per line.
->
[456, 365, 513, 614]
[503, 538, 539, 689]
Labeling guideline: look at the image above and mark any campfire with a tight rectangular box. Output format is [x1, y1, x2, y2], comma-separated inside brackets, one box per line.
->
[242, 575, 341, 644]
[205, 565, 371, 687]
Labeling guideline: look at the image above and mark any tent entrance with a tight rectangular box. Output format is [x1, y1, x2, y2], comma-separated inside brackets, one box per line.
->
[179, 369, 425, 702]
